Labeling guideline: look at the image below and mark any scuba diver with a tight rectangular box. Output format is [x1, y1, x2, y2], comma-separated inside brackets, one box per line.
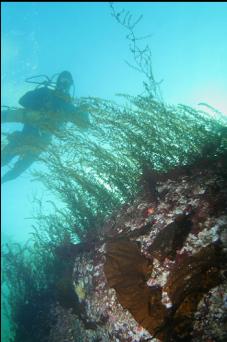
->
[1, 71, 90, 184]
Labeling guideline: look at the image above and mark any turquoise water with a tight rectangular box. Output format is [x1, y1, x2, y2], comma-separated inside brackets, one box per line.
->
[1, 2, 227, 341]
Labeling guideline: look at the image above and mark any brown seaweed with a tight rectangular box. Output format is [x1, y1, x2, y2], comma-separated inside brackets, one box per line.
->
[163, 242, 227, 340]
[104, 238, 227, 341]
[104, 239, 168, 339]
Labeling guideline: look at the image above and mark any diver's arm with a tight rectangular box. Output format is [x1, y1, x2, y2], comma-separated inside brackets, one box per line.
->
[1, 88, 50, 124]
[1, 108, 41, 124]
[1, 108, 25, 123]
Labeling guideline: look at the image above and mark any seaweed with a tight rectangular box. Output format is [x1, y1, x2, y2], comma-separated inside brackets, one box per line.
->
[1, 222, 80, 342]
[30, 93, 226, 245]
[2, 242, 55, 342]
[104, 238, 167, 337]
[2, 5, 227, 342]
[163, 242, 227, 341]
[104, 237, 227, 341]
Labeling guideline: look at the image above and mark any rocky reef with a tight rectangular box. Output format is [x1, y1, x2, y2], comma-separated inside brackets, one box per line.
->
[49, 155, 227, 342]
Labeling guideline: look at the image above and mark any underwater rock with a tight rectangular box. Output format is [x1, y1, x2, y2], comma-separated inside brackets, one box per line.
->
[148, 213, 193, 261]
[49, 155, 227, 341]
[163, 242, 227, 340]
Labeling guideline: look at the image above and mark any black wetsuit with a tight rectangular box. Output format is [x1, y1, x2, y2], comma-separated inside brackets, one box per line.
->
[19, 86, 77, 113]
[1, 87, 87, 183]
